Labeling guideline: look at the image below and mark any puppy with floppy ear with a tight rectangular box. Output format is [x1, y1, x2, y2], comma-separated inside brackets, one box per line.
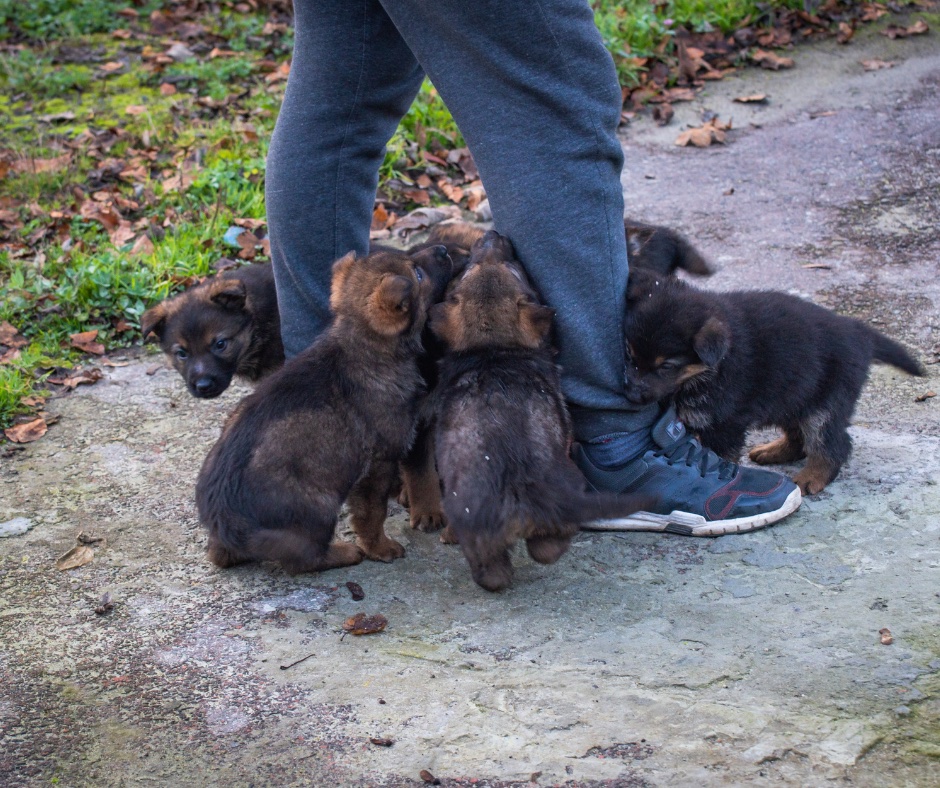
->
[624, 269, 924, 494]
[141, 262, 284, 398]
[625, 219, 713, 277]
[196, 245, 453, 574]
[426, 231, 651, 591]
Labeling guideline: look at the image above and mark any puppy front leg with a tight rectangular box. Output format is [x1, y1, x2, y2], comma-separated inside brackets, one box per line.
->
[400, 425, 446, 532]
[348, 460, 407, 562]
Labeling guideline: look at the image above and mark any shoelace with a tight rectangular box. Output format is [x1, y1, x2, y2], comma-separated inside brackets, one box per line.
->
[654, 435, 738, 480]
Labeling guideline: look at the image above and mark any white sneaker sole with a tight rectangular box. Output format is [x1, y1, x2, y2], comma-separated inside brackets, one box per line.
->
[581, 486, 802, 537]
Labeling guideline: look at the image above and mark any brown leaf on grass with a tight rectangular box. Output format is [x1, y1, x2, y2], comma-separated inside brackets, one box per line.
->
[130, 234, 154, 257]
[101, 61, 124, 73]
[914, 391, 936, 403]
[236, 232, 260, 260]
[159, 82, 178, 96]
[437, 178, 464, 204]
[21, 395, 45, 407]
[371, 204, 396, 232]
[70, 330, 106, 355]
[161, 171, 195, 193]
[750, 49, 795, 70]
[264, 61, 291, 84]
[55, 545, 94, 571]
[675, 116, 732, 148]
[837, 22, 855, 44]
[48, 367, 103, 390]
[652, 103, 674, 126]
[342, 613, 388, 635]
[233, 217, 267, 231]
[38, 111, 76, 123]
[11, 154, 72, 175]
[4, 418, 48, 443]
[879, 627, 894, 645]
[734, 93, 768, 103]
[0, 348, 21, 364]
[402, 188, 430, 206]
[124, 105, 148, 116]
[464, 182, 486, 212]
[80, 199, 121, 232]
[882, 20, 929, 39]
[112, 28, 132, 40]
[861, 59, 897, 71]
[0, 321, 28, 349]
[109, 220, 136, 247]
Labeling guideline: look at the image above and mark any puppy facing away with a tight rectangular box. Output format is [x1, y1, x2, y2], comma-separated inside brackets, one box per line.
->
[624, 270, 925, 494]
[427, 231, 651, 591]
[625, 219, 712, 277]
[141, 262, 283, 398]
[195, 245, 453, 574]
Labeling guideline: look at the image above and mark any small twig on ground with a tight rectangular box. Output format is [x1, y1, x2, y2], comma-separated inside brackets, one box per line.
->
[279, 652, 316, 670]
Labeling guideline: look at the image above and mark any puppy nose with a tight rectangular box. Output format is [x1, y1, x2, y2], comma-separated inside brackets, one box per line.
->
[432, 244, 449, 261]
[194, 377, 215, 395]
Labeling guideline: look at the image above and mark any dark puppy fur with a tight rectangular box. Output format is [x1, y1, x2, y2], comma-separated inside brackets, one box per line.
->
[624, 269, 924, 494]
[427, 231, 650, 591]
[196, 245, 453, 574]
[141, 262, 283, 398]
[625, 219, 712, 277]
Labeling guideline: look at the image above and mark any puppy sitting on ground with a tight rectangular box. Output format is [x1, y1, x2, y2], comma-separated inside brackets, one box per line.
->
[196, 245, 453, 574]
[623, 269, 925, 494]
[141, 262, 283, 398]
[427, 231, 651, 591]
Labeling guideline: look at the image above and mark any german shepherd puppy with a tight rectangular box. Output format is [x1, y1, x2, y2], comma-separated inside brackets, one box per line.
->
[427, 231, 651, 591]
[624, 219, 712, 277]
[624, 270, 925, 494]
[195, 245, 453, 574]
[141, 262, 283, 398]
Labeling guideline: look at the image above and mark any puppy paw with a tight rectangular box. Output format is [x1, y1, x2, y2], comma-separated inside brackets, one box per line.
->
[411, 509, 445, 532]
[793, 470, 828, 496]
[207, 538, 247, 569]
[749, 437, 804, 465]
[358, 535, 406, 563]
[397, 487, 410, 508]
[439, 525, 459, 545]
[322, 541, 365, 569]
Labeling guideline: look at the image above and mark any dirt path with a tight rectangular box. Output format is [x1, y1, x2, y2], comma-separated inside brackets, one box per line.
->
[2, 25, 939, 788]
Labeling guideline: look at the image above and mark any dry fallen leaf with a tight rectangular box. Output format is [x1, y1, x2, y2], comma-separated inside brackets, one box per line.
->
[652, 102, 674, 126]
[802, 263, 832, 270]
[879, 627, 894, 645]
[369, 738, 394, 747]
[750, 49, 795, 70]
[94, 591, 114, 615]
[734, 94, 768, 103]
[70, 330, 106, 355]
[47, 367, 104, 390]
[675, 116, 732, 148]
[159, 82, 178, 96]
[861, 59, 897, 71]
[346, 581, 365, 601]
[0, 321, 28, 348]
[837, 22, 855, 45]
[914, 391, 936, 403]
[882, 20, 929, 39]
[419, 770, 441, 786]
[4, 418, 48, 444]
[55, 545, 94, 571]
[342, 613, 388, 635]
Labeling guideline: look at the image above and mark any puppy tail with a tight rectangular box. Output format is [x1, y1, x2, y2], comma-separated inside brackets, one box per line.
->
[673, 235, 713, 276]
[869, 329, 925, 377]
[551, 463, 655, 525]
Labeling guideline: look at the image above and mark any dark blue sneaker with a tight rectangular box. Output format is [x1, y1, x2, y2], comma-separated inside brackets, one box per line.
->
[574, 407, 801, 536]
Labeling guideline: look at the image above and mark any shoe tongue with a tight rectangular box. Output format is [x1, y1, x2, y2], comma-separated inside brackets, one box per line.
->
[651, 408, 687, 449]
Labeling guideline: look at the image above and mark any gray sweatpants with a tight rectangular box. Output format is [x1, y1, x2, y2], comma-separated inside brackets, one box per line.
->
[265, 0, 657, 438]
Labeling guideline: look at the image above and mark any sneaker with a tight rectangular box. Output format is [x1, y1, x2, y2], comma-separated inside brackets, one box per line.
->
[574, 407, 801, 536]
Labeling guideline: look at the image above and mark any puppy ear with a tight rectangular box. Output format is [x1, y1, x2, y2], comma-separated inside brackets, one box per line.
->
[210, 277, 247, 310]
[369, 274, 414, 335]
[140, 302, 168, 340]
[329, 251, 357, 312]
[693, 316, 731, 366]
[519, 303, 555, 345]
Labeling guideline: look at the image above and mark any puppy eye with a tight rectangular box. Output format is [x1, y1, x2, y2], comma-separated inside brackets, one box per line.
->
[415, 267, 424, 282]
[175, 348, 188, 360]
[658, 360, 679, 371]
[214, 338, 228, 351]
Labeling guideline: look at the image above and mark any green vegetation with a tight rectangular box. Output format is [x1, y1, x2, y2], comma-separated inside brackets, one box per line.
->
[0, 1, 891, 428]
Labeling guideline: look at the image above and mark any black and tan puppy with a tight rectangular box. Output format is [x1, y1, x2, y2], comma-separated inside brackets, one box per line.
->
[624, 270, 924, 494]
[625, 219, 712, 277]
[427, 231, 650, 591]
[195, 245, 453, 574]
[141, 262, 283, 398]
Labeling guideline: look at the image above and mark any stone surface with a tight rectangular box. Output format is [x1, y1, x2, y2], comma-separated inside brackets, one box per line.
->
[1, 23, 939, 788]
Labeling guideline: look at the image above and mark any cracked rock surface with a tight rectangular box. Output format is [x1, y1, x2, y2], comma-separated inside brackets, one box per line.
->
[2, 26, 939, 788]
